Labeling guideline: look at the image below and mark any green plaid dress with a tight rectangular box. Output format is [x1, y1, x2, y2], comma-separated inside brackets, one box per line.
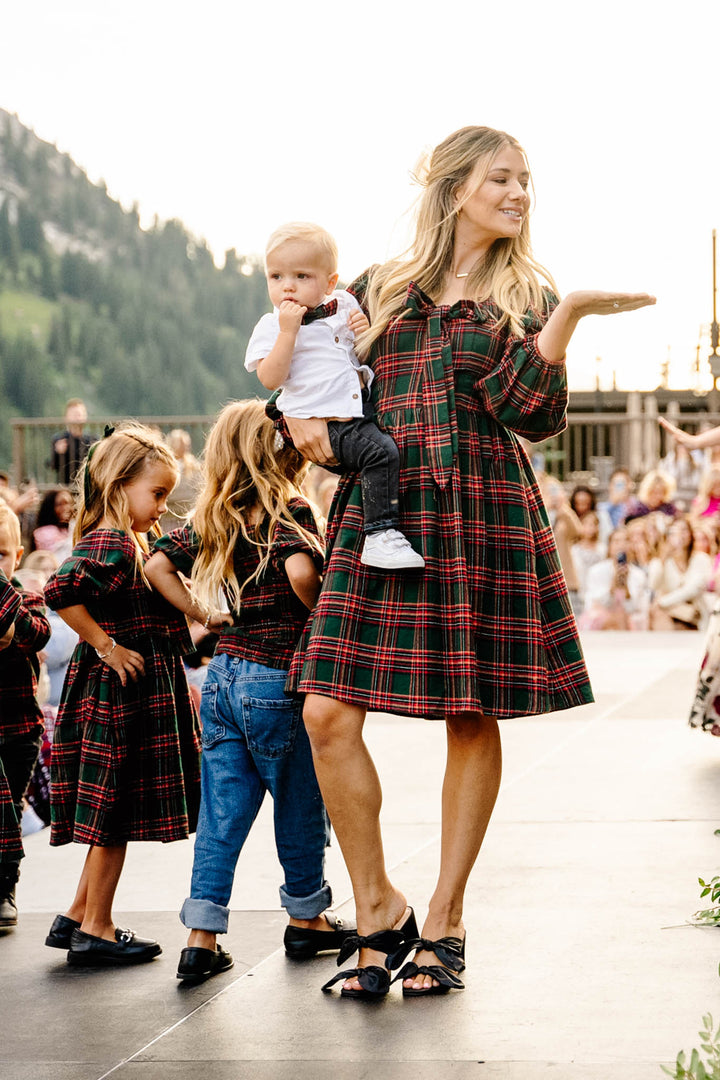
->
[287, 279, 593, 720]
[45, 529, 201, 846]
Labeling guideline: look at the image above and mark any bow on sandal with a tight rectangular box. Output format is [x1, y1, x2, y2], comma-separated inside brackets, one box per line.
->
[321, 908, 419, 1001]
[389, 935, 466, 997]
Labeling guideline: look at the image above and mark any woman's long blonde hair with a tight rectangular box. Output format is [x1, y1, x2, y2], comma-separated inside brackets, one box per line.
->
[190, 400, 323, 612]
[356, 125, 557, 355]
[74, 423, 178, 573]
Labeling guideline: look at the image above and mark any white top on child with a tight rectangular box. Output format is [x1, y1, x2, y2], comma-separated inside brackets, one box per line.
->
[244, 289, 374, 420]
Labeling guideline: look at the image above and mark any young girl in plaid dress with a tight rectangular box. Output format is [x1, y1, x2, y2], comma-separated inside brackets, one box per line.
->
[145, 399, 354, 982]
[43, 424, 202, 966]
[283, 125, 655, 1000]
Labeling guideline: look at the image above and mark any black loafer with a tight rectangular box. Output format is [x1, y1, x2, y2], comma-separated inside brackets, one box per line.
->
[67, 927, 162, 965]
[176, 945, 234, 982]
[45, 914, 81, 949]
[284, 911, 357, 959]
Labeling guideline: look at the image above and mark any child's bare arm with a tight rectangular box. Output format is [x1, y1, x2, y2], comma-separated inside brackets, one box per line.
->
[256, 301, 306, 390]
[145, 552, 232, 631]
[284, 552, 322, 610]
[54, 603, 146, 687]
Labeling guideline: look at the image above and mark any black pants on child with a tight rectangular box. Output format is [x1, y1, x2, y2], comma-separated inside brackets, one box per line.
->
[327, 401, 400, 534]
[0, 731, 42, 875]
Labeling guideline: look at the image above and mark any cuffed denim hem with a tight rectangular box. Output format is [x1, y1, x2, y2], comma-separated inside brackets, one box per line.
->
[180, 897, 230, 934]
[363, 517, 398, 535]
[279, 879, 332, 919]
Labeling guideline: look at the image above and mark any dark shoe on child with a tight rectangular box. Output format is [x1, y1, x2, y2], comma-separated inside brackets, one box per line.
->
[45, 913, 81, 949]
[0, 866, 19, 928]
[67, 927, 162, 965]
[0, 890, 17, 928]
[176, 945, 234, 982]
[284, 911, 357, 959]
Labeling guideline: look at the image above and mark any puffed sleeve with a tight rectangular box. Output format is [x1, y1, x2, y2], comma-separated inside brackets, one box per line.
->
[44, 529, 136, 610]
[152, 523, 199, 578]
[474, 291, 569, 442]
[0, 570, 21, 637]
[270, 500, 324, 573]
[10, 586, 51, 653]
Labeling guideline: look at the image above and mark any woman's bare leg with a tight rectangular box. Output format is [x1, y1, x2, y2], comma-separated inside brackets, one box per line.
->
[66, 844, 127, 941]
[303, 693, 407, 990]
[405, 711, 501, 991]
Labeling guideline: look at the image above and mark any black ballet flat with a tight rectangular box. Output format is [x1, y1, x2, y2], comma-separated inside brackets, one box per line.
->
[322, 907, 418, 1001]
[390, 934, 466, 997]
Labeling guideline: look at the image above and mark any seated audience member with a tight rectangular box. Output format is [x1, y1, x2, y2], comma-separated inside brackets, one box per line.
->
[539, 474, 583, 612]
[597, 468, 634, 545]
[160, 429, 203, 531]
[624, 469, 677, 524]
[50, 398, 93, 485]
[648, 515, 712, 630]
[579, 526, 651, 631]
[659, 442, 705, 495]
[691, 467, 720, 521]
[571, 510, 605, 603]
[569, 485, 597, 522]
[31, 489, 74, 561]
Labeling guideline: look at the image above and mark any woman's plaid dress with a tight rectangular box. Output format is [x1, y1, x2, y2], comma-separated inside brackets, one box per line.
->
[288, 280, 594, 720]
[45, 529, 201, 846]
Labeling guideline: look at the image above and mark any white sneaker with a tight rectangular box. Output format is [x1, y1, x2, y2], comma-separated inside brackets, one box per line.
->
[361, 529, 425, 570]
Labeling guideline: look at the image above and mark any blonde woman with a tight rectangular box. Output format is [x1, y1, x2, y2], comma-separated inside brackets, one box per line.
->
[648, 515, 712, 630]
[284, 125, 655, 999]
[146, 401, 354, 983]
[624, 468, 677, 523]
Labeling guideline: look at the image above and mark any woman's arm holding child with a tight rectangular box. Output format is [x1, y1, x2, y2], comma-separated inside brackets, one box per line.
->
[284, 552, 322, 610]
[53, 604, 145, 687]
[145, 552, 232, 631]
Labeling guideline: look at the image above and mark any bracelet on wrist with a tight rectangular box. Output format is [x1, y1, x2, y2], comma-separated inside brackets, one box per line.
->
[95, 638, 117, 660]
[203, 609, 212, 629]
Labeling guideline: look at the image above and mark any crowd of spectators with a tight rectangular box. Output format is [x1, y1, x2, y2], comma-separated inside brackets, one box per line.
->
[538, 444, 720, 632]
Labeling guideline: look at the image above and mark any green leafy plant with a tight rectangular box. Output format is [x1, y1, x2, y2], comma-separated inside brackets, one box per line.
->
[662, 1014, 720, 1078]
[691, 878, 720, 927]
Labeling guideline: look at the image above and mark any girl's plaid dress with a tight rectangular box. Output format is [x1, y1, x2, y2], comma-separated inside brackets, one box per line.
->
[288, 278, 594, 720]
[44, 529, 201, 846]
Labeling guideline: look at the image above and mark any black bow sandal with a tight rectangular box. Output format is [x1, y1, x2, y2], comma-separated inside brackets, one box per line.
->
[390, 934, 466, 997]
[321, 907, 418, 1000]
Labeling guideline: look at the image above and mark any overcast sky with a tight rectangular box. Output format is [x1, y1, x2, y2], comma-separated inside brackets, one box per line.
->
[2, 0, 718, 391]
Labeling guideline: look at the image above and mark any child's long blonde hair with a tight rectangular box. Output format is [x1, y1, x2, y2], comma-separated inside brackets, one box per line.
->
[190, 400, 323, 612]
[356, 125, 557, 356]
[74, 423, 178, 572]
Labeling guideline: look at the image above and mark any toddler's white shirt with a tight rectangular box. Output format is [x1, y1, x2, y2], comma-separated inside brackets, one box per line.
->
[244, 290, 374, 419]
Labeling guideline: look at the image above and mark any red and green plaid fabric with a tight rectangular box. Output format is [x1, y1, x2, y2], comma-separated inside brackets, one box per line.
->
[44, 529, 201, 846]
[288, 278, 594, 720]
[0, 572, 21, 640]
[155, 499, 323, 671]
[0, 580, 50, 742]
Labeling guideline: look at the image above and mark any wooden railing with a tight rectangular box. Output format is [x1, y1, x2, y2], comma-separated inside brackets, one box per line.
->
[9, 401, 720, 492]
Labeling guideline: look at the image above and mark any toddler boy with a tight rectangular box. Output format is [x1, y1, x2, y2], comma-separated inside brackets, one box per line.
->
[0, 503, 50, 928]
[245, 222, 424, 571]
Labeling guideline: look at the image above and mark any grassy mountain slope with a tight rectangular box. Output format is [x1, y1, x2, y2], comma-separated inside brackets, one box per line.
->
[0, 108, 270, 464]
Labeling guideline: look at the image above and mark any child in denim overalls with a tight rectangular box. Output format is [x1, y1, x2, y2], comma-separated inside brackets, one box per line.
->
[146, 398, 354, 982]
